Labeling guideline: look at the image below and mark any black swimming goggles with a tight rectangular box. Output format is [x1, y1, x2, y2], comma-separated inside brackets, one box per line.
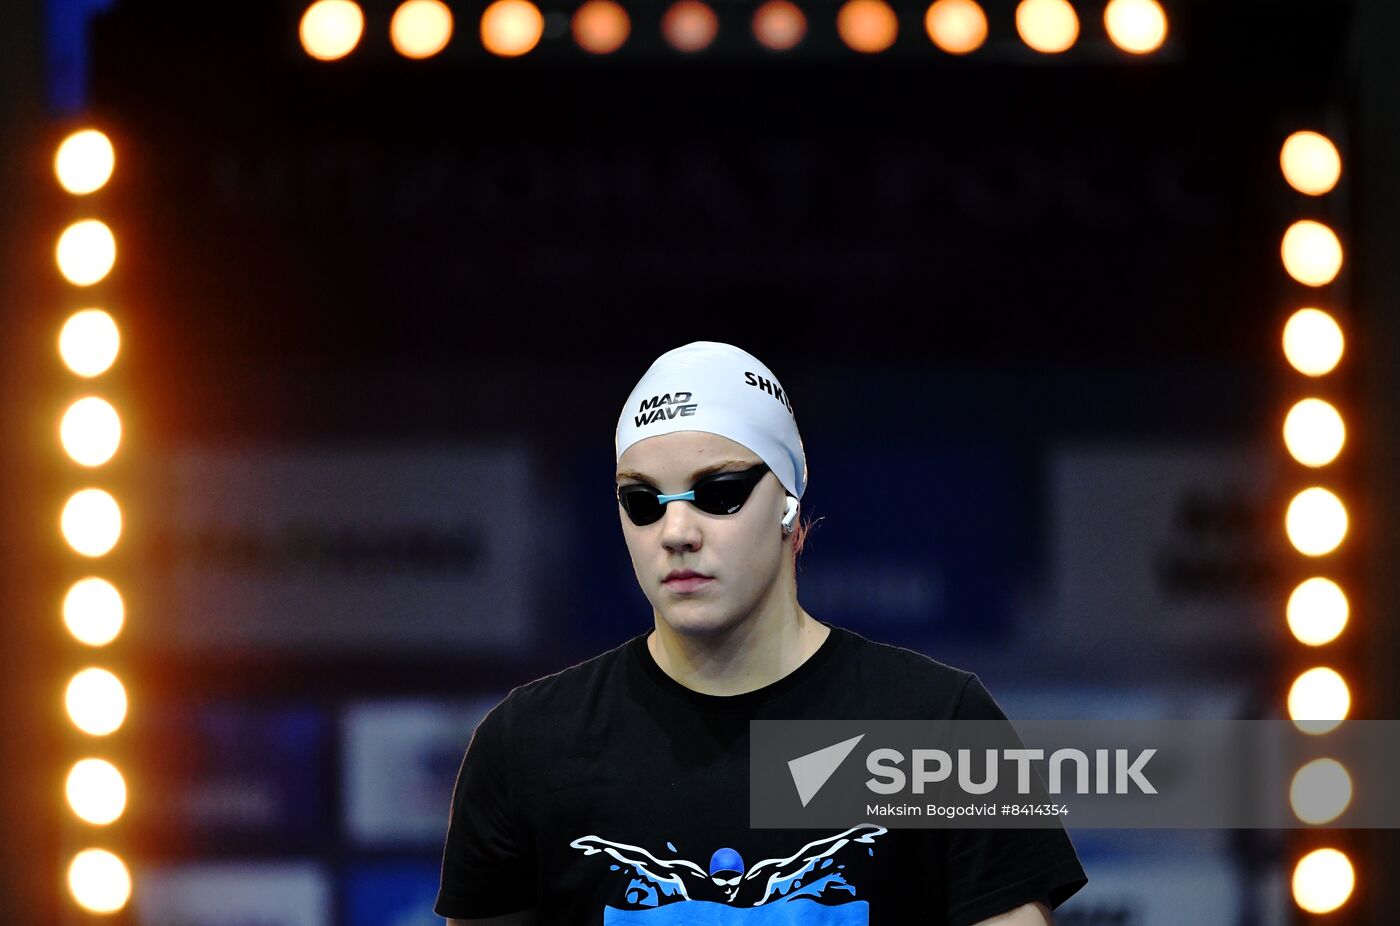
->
[617, 462, 771, 527]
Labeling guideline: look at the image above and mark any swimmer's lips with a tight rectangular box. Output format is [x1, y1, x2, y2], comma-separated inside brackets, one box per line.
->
[663, 570, 713, 592]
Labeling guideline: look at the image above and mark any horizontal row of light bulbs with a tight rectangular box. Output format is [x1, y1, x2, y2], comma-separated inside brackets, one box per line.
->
[299, 0, 1171, 61]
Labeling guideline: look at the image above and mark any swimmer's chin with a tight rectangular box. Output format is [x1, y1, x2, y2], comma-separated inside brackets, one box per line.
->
[654, 610, 753, 638]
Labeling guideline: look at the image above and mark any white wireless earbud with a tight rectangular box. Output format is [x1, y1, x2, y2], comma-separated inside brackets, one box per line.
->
[781, 496, 799, 533]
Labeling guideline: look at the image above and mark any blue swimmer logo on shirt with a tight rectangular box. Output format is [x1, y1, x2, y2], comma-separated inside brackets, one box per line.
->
[569, 823, 888, 924]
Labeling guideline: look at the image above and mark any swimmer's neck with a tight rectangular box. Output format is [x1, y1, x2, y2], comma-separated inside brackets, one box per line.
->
[645, 601, 829, 698]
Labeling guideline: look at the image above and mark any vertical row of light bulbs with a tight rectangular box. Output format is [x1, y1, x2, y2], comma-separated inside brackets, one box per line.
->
[299, 0, 1168, 61]
[1276, 130, 1356, 916]
[53, 128, 133, 915]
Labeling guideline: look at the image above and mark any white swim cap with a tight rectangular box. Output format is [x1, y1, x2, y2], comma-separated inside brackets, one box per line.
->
[615, 341, 807, 500]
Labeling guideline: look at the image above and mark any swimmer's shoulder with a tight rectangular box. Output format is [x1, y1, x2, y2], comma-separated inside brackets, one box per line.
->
[827, 624, 983, 717]
[488, 633, 638, 723]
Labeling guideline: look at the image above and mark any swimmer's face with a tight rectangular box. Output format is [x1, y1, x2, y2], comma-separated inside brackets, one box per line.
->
[616, 430, 790, 637]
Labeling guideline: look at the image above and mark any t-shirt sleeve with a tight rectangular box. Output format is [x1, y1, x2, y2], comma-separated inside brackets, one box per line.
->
[434, 699, 538, 919]
[942, 674, 1088, 926]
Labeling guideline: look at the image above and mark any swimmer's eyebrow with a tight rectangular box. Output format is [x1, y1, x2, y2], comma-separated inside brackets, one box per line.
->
[616, 459, 755, 486]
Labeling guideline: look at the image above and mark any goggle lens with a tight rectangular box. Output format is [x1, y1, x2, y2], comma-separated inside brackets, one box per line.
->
[617, 463, 770, 527]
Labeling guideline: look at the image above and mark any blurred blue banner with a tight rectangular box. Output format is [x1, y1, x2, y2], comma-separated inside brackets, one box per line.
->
[344, 861, 443, 926]
[135, 704, 330, 843]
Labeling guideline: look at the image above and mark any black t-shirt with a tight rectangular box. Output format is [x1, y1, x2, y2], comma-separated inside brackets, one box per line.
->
[436, 623, 1087, 924]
